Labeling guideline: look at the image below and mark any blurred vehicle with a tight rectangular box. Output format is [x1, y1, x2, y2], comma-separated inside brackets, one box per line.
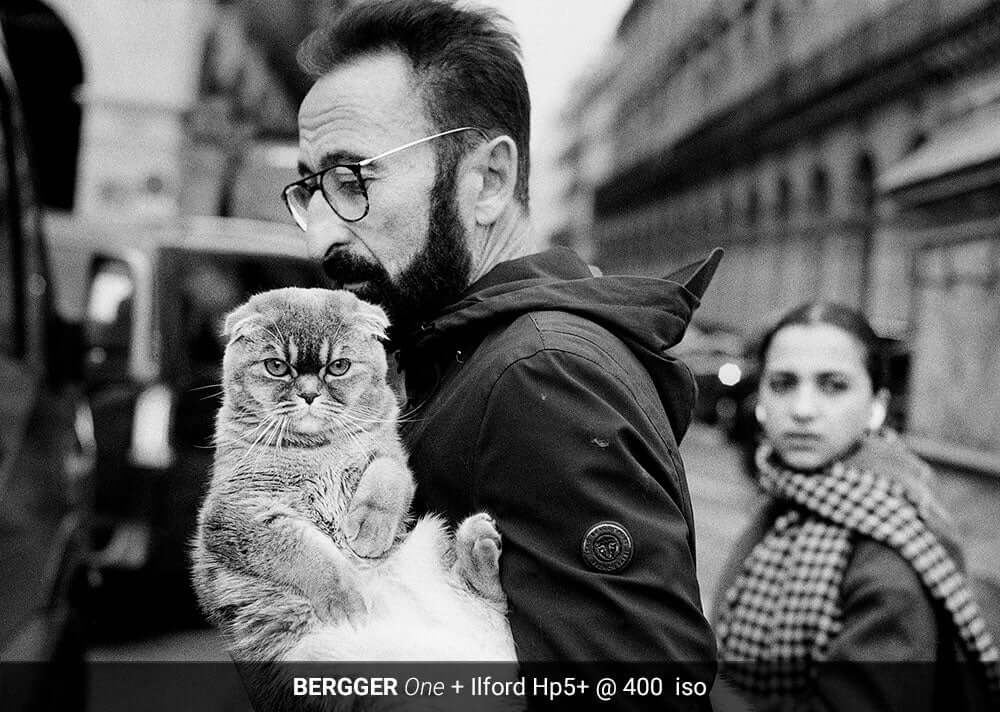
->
[0, 22, 94, 711]
[673, 322, 756, 428]
[45, 215, 327, 634]
[225, 137, 299, 222]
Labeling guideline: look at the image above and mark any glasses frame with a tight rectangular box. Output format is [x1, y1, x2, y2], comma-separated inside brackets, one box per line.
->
[282, 126, 488, 230]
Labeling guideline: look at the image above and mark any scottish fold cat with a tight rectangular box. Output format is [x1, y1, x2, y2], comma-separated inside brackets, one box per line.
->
[191, 287, 516, 663]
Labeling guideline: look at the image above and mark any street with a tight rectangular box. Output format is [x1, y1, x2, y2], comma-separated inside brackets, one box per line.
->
[84, 423, 753, 710]
[86, 422, 752, 653]
[680, 424, 757, 615]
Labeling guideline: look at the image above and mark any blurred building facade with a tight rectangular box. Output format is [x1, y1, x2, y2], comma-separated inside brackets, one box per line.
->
[42, 0, 349, 220]
[548, 58, 622, 265]
[560, 0, 1000, 576]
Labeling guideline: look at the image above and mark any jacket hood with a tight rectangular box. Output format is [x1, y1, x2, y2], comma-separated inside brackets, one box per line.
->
[404, 247, 723, 441]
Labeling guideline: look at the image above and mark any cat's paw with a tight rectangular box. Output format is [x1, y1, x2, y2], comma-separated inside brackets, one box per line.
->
[307, 567, 368, 623]
[453, 513, 505, 603]
[342, 456, 412, 558]
[314, 585, 368, 623]
[343, 499, 399, 558]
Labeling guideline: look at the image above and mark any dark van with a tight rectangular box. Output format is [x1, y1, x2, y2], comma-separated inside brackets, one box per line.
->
[45, 214, 327, 633]
[0, 21, 95, 712]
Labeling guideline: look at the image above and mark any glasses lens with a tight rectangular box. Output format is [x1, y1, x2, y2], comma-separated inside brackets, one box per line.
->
[283, 184, 310, 231]
[322, 166, 368, 222]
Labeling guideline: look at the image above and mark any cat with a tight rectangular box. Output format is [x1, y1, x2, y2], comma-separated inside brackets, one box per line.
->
[190, 287, 516, 664]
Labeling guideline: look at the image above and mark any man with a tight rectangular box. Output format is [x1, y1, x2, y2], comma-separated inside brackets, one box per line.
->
[286, 0, 719, 690]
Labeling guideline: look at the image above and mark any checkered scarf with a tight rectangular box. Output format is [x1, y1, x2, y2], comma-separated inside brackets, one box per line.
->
[716, 438, 1000, 699]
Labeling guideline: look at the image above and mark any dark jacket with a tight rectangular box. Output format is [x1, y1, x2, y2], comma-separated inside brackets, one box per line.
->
[713, 499, 994, 712]
[398, 247, 719, 675]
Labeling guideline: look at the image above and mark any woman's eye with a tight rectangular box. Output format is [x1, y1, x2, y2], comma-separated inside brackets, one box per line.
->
[263, 358, 290, 377]
[765, 375, 795, 394]
[819, 377, 850, 394]
[326, 358, 351, 377]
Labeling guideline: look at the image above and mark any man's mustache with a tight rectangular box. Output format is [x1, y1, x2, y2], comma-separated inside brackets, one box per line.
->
[321, 250, 389, 285]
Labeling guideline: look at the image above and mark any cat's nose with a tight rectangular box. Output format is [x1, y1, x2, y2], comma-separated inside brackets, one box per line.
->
[298, 391, 318, 405]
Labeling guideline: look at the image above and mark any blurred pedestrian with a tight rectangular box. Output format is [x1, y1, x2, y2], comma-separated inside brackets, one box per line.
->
[283, 0, 719, 695]
[713, 302, 1000, 711]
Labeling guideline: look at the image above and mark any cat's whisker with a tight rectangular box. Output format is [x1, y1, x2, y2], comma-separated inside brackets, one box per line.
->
[332, 407, 406, 428]
[278, 415, 291, 450]
[187, 382, 224, 392]
[326, 411, 371, 450]
[273, 414, 290, 450]
[242, 412, 283, 466]
[241, 416, 279, 445]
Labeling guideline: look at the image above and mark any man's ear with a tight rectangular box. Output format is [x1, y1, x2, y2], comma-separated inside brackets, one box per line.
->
[472, 135, 518, 226]
[222, 302, 264, 345]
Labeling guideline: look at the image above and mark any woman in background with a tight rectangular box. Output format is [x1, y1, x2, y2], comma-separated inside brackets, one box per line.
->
[713, 302, 999, 711]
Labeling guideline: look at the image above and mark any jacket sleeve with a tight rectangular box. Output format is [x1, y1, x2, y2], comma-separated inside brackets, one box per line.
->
[789, 538, 940, 712]
[469, 345, 717, 684]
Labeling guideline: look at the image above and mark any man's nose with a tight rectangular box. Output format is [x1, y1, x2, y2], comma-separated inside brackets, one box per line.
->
[303, 192, 354, 260]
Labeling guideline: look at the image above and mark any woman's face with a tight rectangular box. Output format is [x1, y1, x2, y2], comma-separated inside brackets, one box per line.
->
[758, 323, 878, 470]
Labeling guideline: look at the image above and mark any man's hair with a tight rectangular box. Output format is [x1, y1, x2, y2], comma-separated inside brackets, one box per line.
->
[298, 0, 531, 206]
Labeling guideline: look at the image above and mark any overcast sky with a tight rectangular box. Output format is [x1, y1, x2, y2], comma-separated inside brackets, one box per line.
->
[485, 0, 630, 147]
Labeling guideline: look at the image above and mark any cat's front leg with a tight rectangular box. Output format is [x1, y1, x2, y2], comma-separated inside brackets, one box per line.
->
[342, 455, 415, 558]
[288, 520, 370, 622]
[201, 498, 367, 623]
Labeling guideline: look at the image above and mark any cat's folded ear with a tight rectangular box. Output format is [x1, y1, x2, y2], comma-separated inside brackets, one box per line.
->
[354, 300, 390, 341]
[222, 301, 265, 345]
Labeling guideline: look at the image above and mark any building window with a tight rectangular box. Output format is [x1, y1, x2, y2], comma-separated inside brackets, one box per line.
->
[776, 174, 792, 218]
[746, 186, 760, 224]
[854, 153, 876, 212]
[770, 2, 785, 35]
[810, 166, 830, 214]
[721, 187, 734, 226]
[908, 131, 928, 153]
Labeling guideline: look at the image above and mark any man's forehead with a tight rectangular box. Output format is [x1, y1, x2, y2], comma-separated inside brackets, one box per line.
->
[297, 52, 428, 162]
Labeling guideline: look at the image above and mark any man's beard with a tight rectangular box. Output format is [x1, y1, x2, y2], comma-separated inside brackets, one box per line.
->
[320, 170, 473, 343]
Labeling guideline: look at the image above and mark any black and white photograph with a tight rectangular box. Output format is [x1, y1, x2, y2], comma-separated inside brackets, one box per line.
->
[1, 1, 999, 710]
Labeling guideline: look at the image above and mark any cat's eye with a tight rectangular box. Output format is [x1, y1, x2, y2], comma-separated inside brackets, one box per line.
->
[263, 358, 291, 377]
[326, 358, 351, 377]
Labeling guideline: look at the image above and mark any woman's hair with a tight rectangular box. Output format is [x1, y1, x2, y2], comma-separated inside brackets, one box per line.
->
[756, 301, 886, 391]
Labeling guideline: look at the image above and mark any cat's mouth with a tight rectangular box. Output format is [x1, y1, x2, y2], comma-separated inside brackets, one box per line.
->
[294, 411, 326, 433]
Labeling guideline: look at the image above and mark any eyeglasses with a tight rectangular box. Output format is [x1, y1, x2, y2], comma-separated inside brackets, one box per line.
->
[282, 126, 488, 230]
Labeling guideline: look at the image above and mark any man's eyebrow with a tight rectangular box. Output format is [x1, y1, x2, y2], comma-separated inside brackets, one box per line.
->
[297, 150, 367, 177]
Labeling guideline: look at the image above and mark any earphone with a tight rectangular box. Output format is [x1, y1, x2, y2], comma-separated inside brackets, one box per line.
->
[868, 400, 887, 432]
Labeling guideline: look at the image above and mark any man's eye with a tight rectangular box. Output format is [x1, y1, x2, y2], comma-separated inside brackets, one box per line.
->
[263, 359, 290, 377]
[326, 358, 351, 377]
[327, 167, 365, 194]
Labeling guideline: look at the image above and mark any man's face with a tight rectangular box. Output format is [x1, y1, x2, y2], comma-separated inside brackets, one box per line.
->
[296, 51, 472, 335]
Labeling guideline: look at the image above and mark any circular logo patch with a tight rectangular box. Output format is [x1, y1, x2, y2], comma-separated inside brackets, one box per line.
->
[581, 521, 633, 573]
